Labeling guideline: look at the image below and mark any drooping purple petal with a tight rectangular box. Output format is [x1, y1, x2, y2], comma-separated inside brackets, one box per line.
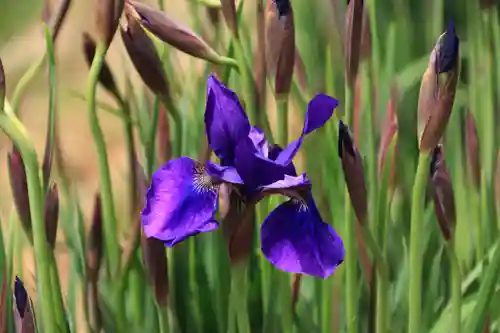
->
[204, 74, 250, 165]
[275, 94, 339, 165]
[142, 157, 219, 247]
[260, 193, 345, 278]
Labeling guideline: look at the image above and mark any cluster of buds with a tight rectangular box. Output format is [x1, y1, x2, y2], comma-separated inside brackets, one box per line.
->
[7, 147, 60, 250]
[417, 23, 460, 240]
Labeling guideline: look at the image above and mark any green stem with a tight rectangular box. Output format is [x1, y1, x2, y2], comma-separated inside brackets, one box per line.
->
[233, 38, 256, 123]
[446, 242, 461, 333]
[344, 83, 357, 333]
[160, 96, 183, 158]
[157, 304, 170, 333]
[87, 43, 120, 274]
[408, 151, 431, 333]
[87, 43, 125, 330]
[0, 112, 57, 332]
[228, 264, 250, 333]
[276, 99, 289, 146]
[10, 56, 46, 116]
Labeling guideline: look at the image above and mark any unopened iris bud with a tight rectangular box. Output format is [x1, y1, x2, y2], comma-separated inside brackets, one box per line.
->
[377, 90, 399, 193]
[429, 145, 456, 241]
[120, 10, 171, 98]
[7, 147, 32, 242]
[0, 56, 5, 111]
[13, 276, 35, 333]
[95, 0, 124, 47]
[345, 0, 364, 87]
[265, 0, 295, 98]
[338, 120, 367, 224]
[87, 193, 103, 283]
[44, 183, 59, 250]
[82, 32, 120, 98]
[465, 111, 480, 189]
[128, 1, 236, 67]
[220, 0, 238, 37]
[142, 235, 169, 306]
[43, 0, 71, 42]
[418, 22, 459, 152]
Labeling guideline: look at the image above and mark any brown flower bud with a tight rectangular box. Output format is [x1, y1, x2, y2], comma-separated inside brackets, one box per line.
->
[95, 0, 124, 47]
[120, 10, 171, 98]
[338, 120, 367, 225]
[44, 183, 59, 250]
[43, 0, 71, 42]
[294, 48, 308, 92]
[480, 0, 496, 10]
[345, 0, 364, 87]
[7, 147, 32, 243]
[377, 89, 399, 192]
[82, 32, 120, 98]
[430, 145, 456, 241]
[220, 0, 238, 37]
[465, 111, 480, 189]
[142, 235, 169, 306]
[417, 23, 459, 152]
[222, 191, 255, 264]
[0, 56, 5, 111]
[87, 193, 103, 283]
[157, 103, 172, 164]
[265, 0, 295, 98]
[128, 1, 235, 67]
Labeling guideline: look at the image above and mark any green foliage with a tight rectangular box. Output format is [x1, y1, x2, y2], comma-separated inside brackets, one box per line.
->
[1, 0, 500, 332]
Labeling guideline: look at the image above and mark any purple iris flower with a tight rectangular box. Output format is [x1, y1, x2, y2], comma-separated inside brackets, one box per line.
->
[142, 74, 345, 278]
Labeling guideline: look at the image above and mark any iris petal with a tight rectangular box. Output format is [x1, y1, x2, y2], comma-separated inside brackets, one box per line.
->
[142, 157, 219, 247]
[276, 94, 339, 165]
[204, 74, 250, 165]
[205, 161, 243, 184]
[260, 193, 345, 278]
[248, 126, 270, 157]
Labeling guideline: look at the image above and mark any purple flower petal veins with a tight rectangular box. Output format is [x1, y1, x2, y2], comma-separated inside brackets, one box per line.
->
[205, 74, 251, 166]
[142, 157, 227, 246]
[261, 193, 345, 278]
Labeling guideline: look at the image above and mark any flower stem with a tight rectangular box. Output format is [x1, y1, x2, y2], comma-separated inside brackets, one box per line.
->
[276, 99, 289, 146]
[446, 242, 461, 333]
[87, 43, 120, 275]
[0, 111, 57, 333]
[228, 264, 250, 333]
[344, 85, 358, 333]
[87, 43, 125, 330]
[408, 151, 431, 333]
[10, 55, 46, 116]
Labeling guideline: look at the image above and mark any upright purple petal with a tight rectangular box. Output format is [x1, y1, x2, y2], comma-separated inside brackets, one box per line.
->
[142, 157, 220, 247]
[204, 74, 250, 165]
[260, 193, 345, 278]
[275, 94, 339, 165]
[248, 126, 270, 157]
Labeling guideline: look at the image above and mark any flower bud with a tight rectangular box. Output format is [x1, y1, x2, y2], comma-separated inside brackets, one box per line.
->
[120, 10, 171, 98]
[430, 145, 455, 241]
[87, 193, 103, 283]
[338, 120, 367, 225]
[222, 191, 255, 264]
[0, 56, 5, 111]
[157, 103, 172, 164]
[82, 32, 120, 98]
[265, 0, 295, 98]
[44, 0, 71, 42]
[418, 22, 459, 152]
[465, 111, 480, 189]
[345, 0, 364, 87]
[13, 276, 35, 333]
[128, 1, 235, 66]
[7, 147, 32, 243]
[142, 235, 169, 306]
[220, 0, 238, 37]
[377, 89, 399, 192]
[95, 0, 124, 47]
[44, 183, 59, 250]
